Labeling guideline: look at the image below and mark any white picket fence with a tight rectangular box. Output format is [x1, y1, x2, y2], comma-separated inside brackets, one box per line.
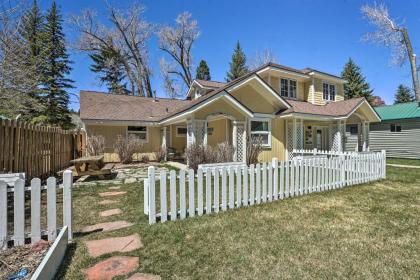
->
[144, 151, 386, 224]
[0, 170, 73, 249]
[292, 148, 359, 157]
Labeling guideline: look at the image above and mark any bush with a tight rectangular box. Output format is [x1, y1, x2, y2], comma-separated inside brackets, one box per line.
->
[141, 154, 150, 163]
[86, 135, 105, 156]
[114, 134, 143, 164]
[246, 134, 263, 165]
[154, 148, 167, 162]
[185, 141, 236, 171]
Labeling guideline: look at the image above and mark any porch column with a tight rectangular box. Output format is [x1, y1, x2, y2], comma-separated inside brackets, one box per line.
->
[333, 120, 345, 152]
[362, 121, 370, 151]
[286, 118, 303, 160]
[232, 121, 246, 162]
[186, 120, 194, 147]
[161, 126, 168, 161]
[187, 119, 206, 147]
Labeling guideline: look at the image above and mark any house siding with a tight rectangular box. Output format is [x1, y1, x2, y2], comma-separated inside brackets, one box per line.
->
[369, 119, 420, 159]
[258, 118, 286, 162]
[313, 78, 344, 105]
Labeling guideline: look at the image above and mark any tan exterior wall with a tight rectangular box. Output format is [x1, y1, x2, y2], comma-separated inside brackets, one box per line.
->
[85, 124, 161, 162]
[170, 124, 187, 153]
[207, 118, 230, 147]
[257, 118, 286, 162]
[193, 98, 246, 120]
[229, 84, 277, 114]
[313, 78, 345, 105]
[267, 76, 305, 101]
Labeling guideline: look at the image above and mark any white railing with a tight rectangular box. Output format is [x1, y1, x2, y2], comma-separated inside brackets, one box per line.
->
[292, 148, 359, 157]
[145, 151, 386, 224]
[0, 170, 73, 249]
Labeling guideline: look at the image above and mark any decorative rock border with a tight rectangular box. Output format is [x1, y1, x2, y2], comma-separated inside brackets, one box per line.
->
[30, 226, 68, 280]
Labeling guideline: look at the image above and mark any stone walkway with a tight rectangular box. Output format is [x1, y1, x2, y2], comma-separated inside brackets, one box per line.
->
[83, 185, 160, 279]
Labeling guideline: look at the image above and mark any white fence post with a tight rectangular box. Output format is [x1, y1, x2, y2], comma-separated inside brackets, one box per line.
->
[180, 170, 187, 219]
[160, 170, 167, 222]
[0, 181, 7, 250]
[148, 166, 156, 224]
[31, 178, 41, 243]
[188, 169, 195, 217]
[170, 170, 177, 220]
[272, 158, 278, 200]
[63, 170, 73, 240]
[14, 179, 25, 246]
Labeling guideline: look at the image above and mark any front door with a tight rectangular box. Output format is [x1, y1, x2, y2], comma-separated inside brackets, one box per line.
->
[315, 127, 328, 150]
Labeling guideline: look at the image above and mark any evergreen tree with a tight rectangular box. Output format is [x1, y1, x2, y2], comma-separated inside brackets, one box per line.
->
[394, 84, 415, 104]
[40, 2, 74, 129]
[341, 58, 373, 102]
[18, 0, 45, 117]
[226, 41, 248, 82]
[195, 60, 211, 81]
[90, 42, 127, 94]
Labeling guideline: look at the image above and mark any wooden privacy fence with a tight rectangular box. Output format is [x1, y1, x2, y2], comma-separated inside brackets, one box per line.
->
[145, 151, 386, 224]
[0, 120, 85, 180]
[0, 170, 73, 249]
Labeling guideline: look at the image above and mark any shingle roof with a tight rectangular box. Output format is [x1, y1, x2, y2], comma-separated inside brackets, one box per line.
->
[374, 101, 420, 121]
[278, 97, 365, 117]
[80, 91, 191, 122]
[195, 79, 226, 88]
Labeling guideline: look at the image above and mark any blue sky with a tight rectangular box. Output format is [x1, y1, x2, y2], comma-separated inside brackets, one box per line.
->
[39, 0, 420, 110]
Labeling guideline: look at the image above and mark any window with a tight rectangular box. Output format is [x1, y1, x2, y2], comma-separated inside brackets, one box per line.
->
[207, 127, 214, 136]
[349, 125, 358, 135]
[390, 124, 402, 132]
[176, 126, 187, 137]
[280, 78, 297, 98]
[250, 119, 271, 147]
[323, 82, 336, 101]
[127, 126, 148, 142]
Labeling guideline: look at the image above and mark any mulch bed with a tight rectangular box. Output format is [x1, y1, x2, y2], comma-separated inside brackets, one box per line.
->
[0, 243, 50, 279]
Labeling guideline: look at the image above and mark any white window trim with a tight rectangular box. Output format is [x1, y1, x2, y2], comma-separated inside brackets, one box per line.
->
[176, 125, 187, 137]
[249, 117, 272, 148]
[322, 81, 336, 101]
[280, 78, 298, 100]
[390, 124, 402, 133]
[127, 126, 149, 143]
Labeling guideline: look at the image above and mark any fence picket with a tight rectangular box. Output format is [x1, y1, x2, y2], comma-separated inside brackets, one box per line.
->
[243, 166, 248, 206]
[47, 177, 57, 240]
[147, 166, 156, 224]
[268, 162, 273, 202]
[262, 163, 267, 203]
[236, 167, 242, 207]
[285, 161, 290, 198]
[31, 178, 41, 243]
[170, 170, 177, 220]
[290, 160, 295, 197]
[188, 169, 195, 217]
[256, 164, 261, 204]
[279, 161, 284, 199]
[205, 169, 211, 213]
[160, 170, 167, 222]
[229, 167, 235, 209]
[249, 165, 255, 205]
[221, 167, 227, 211]
[272, 158, 278, 200]
[213, 169, 219, 213]
[0, 181, 7, 249]
[180, 170, 186, 219]
[14, 179, 25, 246]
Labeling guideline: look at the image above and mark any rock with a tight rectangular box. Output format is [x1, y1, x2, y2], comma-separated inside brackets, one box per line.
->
[85, 256, 139, 280]
[124, 178, 137, 184]
[81, 221, 134, 233]
[84, 234, 143, 257]
[99, 191, 127, 197]
[127, 273, 161, 280]
[30, 239, 49, 252]
[100, 208, 122, 217]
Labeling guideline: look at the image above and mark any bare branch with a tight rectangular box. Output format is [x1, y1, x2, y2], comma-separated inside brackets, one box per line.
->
[249, 49, 278, 70]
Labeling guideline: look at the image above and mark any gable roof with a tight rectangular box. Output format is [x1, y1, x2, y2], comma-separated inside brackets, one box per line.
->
[80, 91, 191, 122]
[195, 79, 226, 88]
[278, 97, 367, 118]
[374, 101, 420, 121]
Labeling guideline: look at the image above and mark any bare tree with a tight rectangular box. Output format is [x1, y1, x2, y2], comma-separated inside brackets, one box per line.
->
[249, 48, 278, 70]
[158, 12, 199, 98]
[70, 2, 153, 97]
[0, 0, 43, 119]
[361, 3, 420, 100]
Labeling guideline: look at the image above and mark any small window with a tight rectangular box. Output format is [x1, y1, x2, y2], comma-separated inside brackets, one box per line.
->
[349, 126, 358, 135]
[176, 126, 187, 137]
[280, 78, 297, 99]
[127, 126, 148, 142]
[323, 82, 336, 101]
[207, 127, 214, 136]
[250, 119, 271, 147]
[390, 124, 402, 133]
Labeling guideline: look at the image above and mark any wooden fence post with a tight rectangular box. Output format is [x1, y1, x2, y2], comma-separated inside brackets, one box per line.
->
[63, 170, 73, 240]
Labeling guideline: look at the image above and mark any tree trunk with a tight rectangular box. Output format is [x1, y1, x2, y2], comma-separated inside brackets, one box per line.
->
[401, 28, 420, 100]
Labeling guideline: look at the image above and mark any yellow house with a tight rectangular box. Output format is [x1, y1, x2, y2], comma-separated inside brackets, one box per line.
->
[80, 62, 380, 162]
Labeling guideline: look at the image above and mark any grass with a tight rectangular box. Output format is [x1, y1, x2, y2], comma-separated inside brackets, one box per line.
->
[57, 165, 420, 279]
[387, 157, 420, 166]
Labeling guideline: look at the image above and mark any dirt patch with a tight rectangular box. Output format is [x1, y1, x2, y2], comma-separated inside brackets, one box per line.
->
[0, 243, 50, 279]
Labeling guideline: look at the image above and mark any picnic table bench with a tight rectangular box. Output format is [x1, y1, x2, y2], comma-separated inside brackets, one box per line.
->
[69, 155, 114, 179]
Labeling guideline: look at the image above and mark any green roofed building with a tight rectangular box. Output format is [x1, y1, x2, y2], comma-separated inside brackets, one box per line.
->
[368, 101, 420, 159]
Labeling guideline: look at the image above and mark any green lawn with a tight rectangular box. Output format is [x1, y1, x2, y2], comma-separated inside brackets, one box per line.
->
[57, 166, 420, 279]
[387, 157, 420, 166]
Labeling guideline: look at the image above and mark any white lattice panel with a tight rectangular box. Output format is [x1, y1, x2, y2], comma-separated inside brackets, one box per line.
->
[296, 121, 304, 150]
[236, 124, 245, 162]
[287, 122, 294, 160]
[329, 124, 340, 152]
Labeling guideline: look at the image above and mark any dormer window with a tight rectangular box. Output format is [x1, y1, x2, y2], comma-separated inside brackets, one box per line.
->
[323, 82, 336, 101]
[194, 89, 202, 99]
[280, 78, 297, 99]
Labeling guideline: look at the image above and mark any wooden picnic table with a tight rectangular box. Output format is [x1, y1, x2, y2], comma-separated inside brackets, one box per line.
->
[69, 155, 113, 179]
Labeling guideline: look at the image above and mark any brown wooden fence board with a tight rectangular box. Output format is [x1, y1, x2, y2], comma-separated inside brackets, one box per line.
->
[0, 120, 85, 181]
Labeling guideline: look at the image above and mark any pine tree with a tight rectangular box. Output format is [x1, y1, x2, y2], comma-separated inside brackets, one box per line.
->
[341, 58, 373, 102]
[226, 41, 248, 82]
[90, 42, 127, 94]
[394, 84, 415, 104]
[18, 0, 45, 118]
[40, 2, 74, 129]
[195, 60, 211, 81]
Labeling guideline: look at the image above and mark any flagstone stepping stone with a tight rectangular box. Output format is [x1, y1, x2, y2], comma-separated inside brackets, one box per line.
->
[124, 178, 137, 184]
[109, 186, 121, 190]
[81, 221, 133, 233]
[127, 273, 161, 280]
[99, 191, 127, 197]
[98, 200, 117, 205]
[85, 234, 143, 257]
[85, 256, 139, 280]
[100, 208, 123, 217]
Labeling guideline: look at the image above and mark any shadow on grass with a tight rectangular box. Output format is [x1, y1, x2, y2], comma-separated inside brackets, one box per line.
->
[55, 242, 77, 280]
